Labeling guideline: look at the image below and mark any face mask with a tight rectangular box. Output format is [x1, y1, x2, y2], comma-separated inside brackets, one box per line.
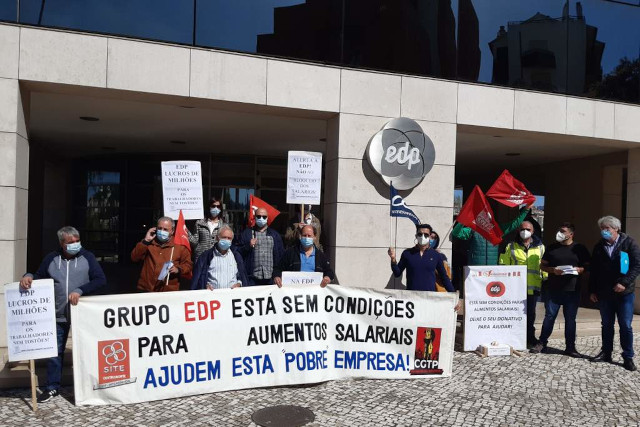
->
[156, 229, 170, 242]
[300, 237, 314, 248]
[601, 230, 613, 240]
[210, 207, 221, 218]
[217, 239, 232, 251]
[66, 242, 82, 255]
[519, 230, 532, 240]
[556, 231, 568, 243]
[304, 217, 313, 225]
[417, 235, 429, 246]
[429, 239, 438, 249]
[255, 218, 268, 228]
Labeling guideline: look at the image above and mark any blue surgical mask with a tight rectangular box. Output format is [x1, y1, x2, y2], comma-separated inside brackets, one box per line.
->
[66, 242, 82, 255]
[156, 229, 170, 242]
[217, 239, 232, 251]
[601, 230, 613, 240]
[300, 237, 314, 248]
[210, 207, 221, 218]
[429, 239, 438, 249]
[255, 217, 268, 228]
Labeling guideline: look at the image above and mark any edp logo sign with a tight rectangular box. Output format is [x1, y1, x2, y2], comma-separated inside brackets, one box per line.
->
[366, 118, 435, 190]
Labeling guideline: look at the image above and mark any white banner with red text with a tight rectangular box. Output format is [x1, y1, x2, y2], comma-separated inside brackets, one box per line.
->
[71, 285, 457, 405]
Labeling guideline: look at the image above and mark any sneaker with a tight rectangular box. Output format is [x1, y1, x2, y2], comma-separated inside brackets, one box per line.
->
[563, 349, 583, 358]
[623, 358, 637, 372]
[590, 351, 612, 363]
[37, 389, 59, 403]
[530, 343, 546, 354]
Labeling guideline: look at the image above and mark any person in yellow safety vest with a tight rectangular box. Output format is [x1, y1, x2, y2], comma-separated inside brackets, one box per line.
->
[499, 220, 548, 348]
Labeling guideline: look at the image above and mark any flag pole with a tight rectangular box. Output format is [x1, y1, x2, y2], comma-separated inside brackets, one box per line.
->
[165, 246, 175, 287]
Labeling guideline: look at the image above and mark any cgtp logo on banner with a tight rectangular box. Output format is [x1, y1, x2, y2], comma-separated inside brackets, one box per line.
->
[366, 118, 435, 190]
[96, 339, 136, 390]
[410, 327, 443, 375]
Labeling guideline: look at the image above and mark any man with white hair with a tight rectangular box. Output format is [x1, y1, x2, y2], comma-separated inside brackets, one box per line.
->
[191, 225, 248, 290]
[19, 226, 106, 403]
[589, 215, 640, 371]
[131, 216, 192, 292]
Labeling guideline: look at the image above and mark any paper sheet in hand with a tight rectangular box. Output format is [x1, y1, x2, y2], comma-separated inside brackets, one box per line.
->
[158, 261, 173, 280]
[281, 271, 323, 285]
[557, 265, 578, 276]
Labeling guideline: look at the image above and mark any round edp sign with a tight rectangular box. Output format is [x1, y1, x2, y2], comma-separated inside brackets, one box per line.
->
[366, 117, 435, 190]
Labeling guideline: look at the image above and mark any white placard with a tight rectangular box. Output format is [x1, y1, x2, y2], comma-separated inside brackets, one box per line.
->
[161, 161, 204, 220]
[286, 151, 322, 205]
[71, 286, 457, 405]
[463, 266, 527, 351]
[5, 279, 57, 362]
[281, 271, 323, 286]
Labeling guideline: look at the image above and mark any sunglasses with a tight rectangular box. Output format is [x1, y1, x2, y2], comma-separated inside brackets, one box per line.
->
[416, 233, 430, 237]
[256, 215, 268, 219]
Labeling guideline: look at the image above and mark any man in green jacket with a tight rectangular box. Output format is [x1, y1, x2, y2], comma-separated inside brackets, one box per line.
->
[452, 206, 530, 266]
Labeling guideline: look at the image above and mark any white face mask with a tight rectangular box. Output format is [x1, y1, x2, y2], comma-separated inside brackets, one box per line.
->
[417, 235, 429, 246]
[556, 231, 568, 243]
[519, 230, 532, 240]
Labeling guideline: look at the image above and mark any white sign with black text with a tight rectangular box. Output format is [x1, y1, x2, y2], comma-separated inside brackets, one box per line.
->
[281, 272, 323, 286]
[4, 279, 57, 362]
[286, 151, 322, 205]
[463, 266, 527, 351]
[161, 161, 204, 220]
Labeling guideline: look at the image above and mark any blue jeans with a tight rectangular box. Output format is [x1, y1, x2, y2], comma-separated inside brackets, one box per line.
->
[599, 293, 635, 359]
[539, 290, 580, 349]
[45, 322, 70, 391]
[526, 293, 540, 344]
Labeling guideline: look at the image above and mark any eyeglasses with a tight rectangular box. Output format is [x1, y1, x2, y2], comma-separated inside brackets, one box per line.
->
[416, 233, 429, 237]
[256, 215, 268, 219]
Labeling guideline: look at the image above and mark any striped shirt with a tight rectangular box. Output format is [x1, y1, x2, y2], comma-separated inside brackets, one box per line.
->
[207, 247, 241, 289]
[253, 230, 274, 279]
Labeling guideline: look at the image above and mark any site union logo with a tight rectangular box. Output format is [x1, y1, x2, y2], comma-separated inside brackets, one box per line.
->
[95, 339, 137, 390]
[366, 117, 435, 190]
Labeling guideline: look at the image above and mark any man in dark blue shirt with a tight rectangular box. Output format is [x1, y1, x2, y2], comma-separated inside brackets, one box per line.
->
[388, 223, 455, 293]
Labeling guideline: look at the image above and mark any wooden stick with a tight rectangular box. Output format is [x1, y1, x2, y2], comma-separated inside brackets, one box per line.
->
[30, 359, 37, 412]
[300, 204, 304, 224]
[165, 246, 175, 287]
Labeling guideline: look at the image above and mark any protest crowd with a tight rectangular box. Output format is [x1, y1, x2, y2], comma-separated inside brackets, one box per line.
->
[16, 169, 638, 405]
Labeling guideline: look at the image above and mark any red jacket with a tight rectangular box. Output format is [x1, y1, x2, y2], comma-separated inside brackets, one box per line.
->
[131, 238, 192, 292]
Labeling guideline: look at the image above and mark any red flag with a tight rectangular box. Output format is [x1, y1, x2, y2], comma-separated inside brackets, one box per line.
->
[486, 169, 536, 208]
[457, 186, 503, 245]
[248, 195, 280, 227]
[174, 210, 192, 279]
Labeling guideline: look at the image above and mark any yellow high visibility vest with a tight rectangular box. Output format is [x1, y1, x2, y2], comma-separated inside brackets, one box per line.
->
[499, 242, 547, 295]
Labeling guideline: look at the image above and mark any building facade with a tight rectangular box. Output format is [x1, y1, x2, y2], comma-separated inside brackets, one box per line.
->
[2, 1, 640, 352]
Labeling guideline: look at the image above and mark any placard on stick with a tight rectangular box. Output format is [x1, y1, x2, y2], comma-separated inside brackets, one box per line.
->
[286, 151, 322, 206]
[5, 279, 57, 362]
[161, 161, 204, 220]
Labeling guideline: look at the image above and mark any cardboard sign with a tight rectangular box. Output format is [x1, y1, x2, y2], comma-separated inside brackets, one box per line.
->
[463, 266, 527, 351]
[286, 151, 322, 205]
[5, 279, 57, 362]
[281, 272, 324, 286]
[161, 161, 204, 220]
[71, 286, 457, 405]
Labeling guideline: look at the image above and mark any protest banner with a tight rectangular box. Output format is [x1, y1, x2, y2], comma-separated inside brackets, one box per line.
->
[161, 161, 204, 220]
[281, 272, 323, 286]
[71, 286, 457, 406]
[286, 151, 322, 207]
[5, 279, 57, 362]
[463, 266, 527, 351]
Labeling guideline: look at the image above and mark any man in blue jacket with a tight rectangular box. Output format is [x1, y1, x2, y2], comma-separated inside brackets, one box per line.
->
[235, 207, 284, 286]
[191, 225, 248, 290]
[19, 226, 106, 402]
[589, 216, 640, 371]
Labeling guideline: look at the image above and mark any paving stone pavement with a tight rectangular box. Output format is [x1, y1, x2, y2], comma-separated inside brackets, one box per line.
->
[1, 334, 638, 427]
